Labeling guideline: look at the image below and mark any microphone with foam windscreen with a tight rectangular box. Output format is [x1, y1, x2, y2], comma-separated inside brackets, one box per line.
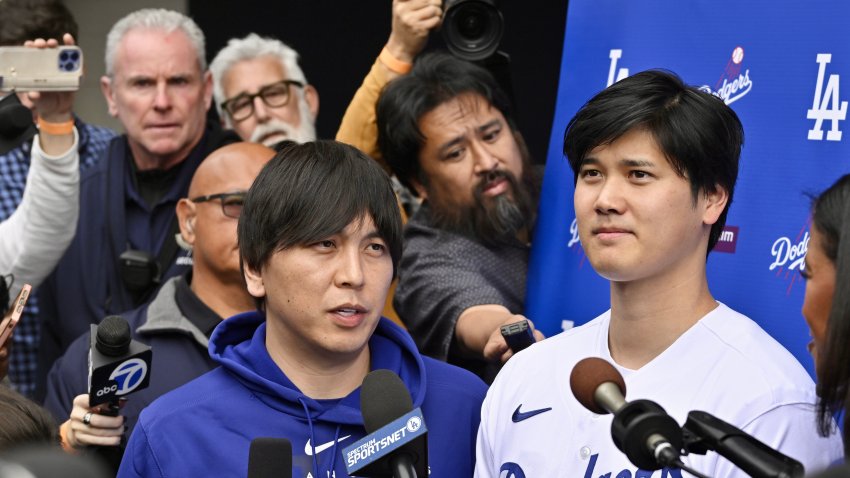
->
[570, 357, 686, 472]
[342, 369, 428, 478]
[247, 438, 292, 478]
[86, 316, 153, 472]
[88, 316, 152, 410]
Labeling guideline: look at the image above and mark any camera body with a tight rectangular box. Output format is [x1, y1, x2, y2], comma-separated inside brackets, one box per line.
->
[0, 46, 83, 92]
[442, 0, 504, 62]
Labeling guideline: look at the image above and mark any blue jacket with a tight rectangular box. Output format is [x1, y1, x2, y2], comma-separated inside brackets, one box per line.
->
[43, 276, 217, 440]
[118, 312, 487, 478]
[36, 124, 237, 397]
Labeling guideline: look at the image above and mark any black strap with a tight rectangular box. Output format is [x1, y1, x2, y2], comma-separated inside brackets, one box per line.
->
[155, 216, 182, 281]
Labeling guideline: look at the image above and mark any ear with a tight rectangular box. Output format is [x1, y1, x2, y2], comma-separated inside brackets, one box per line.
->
[702, 185, 729, 226]
[410, 177, 428, 200]
[100, 75, 119, 118]
[303, 84, 319, 119]
[176, 198, 197, 246]
[202, 70, 214, 112]
[243, 263, 266, 300]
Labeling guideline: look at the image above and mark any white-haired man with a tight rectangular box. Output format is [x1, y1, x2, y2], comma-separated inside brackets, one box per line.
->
[36, 8, 237, 397]
[211, 0, 442, 154]
[210, 34, 318, 146]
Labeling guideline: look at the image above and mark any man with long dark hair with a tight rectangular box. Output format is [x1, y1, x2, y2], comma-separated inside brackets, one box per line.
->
[377, 53, 544, 382]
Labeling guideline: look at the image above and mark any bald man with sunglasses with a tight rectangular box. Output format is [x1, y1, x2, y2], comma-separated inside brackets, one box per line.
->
[42, 143, 273, 466]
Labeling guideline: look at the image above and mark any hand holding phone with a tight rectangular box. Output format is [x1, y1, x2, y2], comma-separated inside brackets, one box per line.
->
[0, 283, 32, 349]
[500, 319, 536, 353]
[0, 45, 83, 92]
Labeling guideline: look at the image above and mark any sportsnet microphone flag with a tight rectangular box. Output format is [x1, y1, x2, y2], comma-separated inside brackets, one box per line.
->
[526, 0, 850, 377]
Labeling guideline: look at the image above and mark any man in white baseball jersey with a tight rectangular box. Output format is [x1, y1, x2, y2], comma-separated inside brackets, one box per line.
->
[475, 70, 843, 478]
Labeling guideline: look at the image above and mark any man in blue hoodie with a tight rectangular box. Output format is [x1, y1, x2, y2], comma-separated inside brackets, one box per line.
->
[118, 140, 487, 478]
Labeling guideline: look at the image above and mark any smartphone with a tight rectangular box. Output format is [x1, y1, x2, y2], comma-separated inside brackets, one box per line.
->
[0, 284, 32, 348]
[0, 46, 83, 92]
[500, 319, 536, 353]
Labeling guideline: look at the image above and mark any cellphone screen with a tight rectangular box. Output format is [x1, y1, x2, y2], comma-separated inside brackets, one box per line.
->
[0, 284, 31, 348]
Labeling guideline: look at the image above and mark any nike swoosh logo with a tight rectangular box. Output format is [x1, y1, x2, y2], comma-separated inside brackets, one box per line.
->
[512, 404, 552, 423]
[304, 435, 352, 456]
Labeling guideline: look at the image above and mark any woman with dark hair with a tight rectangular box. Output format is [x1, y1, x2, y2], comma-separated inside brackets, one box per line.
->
[802, 173, 850, 457]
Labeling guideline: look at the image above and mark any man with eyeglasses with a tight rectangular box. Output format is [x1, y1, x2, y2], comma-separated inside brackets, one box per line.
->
[210, 34, 318, 147]
[43, 142, 273, 466]
[210, 0, 442, 155]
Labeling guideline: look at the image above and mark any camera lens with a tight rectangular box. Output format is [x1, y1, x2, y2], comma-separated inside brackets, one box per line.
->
[442, 0, 504, 62]
[458, 8, 485, 39]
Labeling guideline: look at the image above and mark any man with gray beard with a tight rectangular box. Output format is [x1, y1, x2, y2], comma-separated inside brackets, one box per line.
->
[376, 53, 544, 382]
[210, 34, 318, 147]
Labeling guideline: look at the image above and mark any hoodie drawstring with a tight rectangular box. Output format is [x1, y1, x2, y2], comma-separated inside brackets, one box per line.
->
[297, 398, 344, 478]
[298, 397, 321, 478]
[328, 425, 342, 476]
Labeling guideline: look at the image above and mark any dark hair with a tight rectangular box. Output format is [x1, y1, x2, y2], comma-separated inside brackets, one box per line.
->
[563, 70, 744, 254]
[810, 173, 850, 453]
[238, 140, 402, 307]
[376, 52, 517, 194]
[0, 386, 59, 451]
[0, 0, 78, 46]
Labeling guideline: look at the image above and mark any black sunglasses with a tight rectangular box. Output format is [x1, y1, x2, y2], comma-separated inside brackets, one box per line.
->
[190, 191, 246, 219]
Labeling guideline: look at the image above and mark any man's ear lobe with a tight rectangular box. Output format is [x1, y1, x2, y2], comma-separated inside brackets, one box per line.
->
[243, 264, 266, 299]
[100, 76, 119, 118]
[703, 186, 730, 225]
[176, 199, 197, 245]
[410, 178, 428, 200]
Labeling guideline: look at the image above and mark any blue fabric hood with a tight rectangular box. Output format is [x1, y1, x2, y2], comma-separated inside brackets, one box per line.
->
[208, 311, 428, 426]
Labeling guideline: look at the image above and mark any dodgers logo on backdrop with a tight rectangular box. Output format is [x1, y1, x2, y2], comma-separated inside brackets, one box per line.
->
[109, 358, 147, 395]
[607, 49, 629, 87]
[769, 229, 809, 273]
[808, 53, 847, 141]
[567, 218, 580, 248]
[699, 46, 753, 105]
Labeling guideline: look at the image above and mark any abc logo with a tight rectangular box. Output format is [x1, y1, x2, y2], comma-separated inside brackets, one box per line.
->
[108, 358, 148, 396]
[95, 384, 118, 397]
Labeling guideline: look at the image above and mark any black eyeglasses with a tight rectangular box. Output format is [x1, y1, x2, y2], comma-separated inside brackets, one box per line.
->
[220, 79, 304, 122]
[190, 191, 246, 219]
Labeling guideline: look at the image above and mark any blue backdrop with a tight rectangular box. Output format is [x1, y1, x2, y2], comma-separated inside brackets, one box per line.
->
[526, 0, 850, 378]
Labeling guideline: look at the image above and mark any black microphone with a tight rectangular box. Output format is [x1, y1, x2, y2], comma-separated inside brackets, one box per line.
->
[88, 316, 152, 410]
[570, 357, 684, 471]
[86, 316, 153, 472]
[683, 411, 803, 478]
[247, 438, 292, 478]
[343, 369, 428, 478]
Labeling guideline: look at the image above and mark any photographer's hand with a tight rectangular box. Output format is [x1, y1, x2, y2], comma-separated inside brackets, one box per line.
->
[22, 33, 77, 156]
[383, 0, 442, 78]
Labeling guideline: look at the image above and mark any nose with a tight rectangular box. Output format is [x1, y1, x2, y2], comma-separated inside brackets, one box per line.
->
[152, 80, 172, 112]
[335, 247, 365, 289]
[593, 177, 625, 215]
[253, 96, 270, 122]
[471, 140, 499, 175]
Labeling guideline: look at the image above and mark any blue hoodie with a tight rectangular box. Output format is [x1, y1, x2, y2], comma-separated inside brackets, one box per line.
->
[118, 312, 487, 478]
